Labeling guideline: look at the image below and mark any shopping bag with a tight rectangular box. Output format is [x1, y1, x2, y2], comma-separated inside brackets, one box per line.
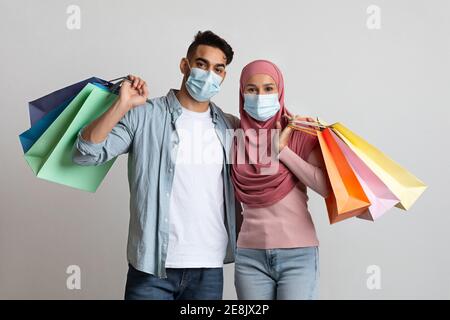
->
[20, 82, 109, 153]
[329, 129, 399, 221]
[19, 102, 68, 153]
[317, 128, 371, 224]
[331, 123, 427, 210]
[28, 77, 107, 126]
[24, 83, 118, 192]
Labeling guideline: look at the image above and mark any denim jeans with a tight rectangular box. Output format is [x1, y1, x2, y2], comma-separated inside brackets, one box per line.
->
[234, 247, 319, 300]
[124, 264, 224, 300]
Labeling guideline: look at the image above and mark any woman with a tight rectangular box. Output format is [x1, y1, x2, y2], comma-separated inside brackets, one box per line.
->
[231, 60, 331, 300]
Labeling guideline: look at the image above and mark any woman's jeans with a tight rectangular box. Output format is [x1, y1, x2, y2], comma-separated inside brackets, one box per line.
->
[124, 264, 223, 300]
[234, 247, 319, 300]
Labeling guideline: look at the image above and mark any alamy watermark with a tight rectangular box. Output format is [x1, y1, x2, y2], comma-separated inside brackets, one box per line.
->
[66, 265, 81, 290]
[66, 5, 81, 30]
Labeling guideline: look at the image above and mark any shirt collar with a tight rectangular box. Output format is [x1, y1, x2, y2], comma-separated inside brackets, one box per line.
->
[166, 89, 219, 124]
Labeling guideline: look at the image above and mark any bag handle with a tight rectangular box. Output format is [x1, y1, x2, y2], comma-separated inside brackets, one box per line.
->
[105, 76, 131, 94]
[284, 115, 328, 136]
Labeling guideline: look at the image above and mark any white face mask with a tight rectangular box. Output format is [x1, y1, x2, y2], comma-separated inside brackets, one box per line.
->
[184, 61, 223, 102]
[243, 93, 280, 121]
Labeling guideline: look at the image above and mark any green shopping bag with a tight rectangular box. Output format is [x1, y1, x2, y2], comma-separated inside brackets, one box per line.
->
[24, 83, 118, 192]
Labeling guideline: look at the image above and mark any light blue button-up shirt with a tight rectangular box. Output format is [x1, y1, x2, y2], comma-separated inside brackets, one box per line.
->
[72, 89, 240, 278]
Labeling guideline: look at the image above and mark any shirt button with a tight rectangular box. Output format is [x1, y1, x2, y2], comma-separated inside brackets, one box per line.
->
[166, 192, 170, 197]
[169, 168, 172, 173]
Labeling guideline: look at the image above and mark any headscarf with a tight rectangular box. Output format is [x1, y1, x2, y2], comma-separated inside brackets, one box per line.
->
[231, 60, 318, 207]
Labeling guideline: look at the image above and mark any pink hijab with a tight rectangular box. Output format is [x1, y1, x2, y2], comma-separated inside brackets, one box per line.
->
[231, 60, 318, 208]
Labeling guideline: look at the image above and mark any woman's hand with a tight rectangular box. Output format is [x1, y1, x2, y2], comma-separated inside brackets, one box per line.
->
[275, 115, 315, 153]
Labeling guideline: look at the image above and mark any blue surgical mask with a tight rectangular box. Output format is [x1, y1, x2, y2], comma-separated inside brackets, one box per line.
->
[243, 93, 281, 121]
[185, 63, 223, 102]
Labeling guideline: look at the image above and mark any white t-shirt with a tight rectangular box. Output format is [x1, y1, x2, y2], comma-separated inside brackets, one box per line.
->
[165, 106, 228, 268]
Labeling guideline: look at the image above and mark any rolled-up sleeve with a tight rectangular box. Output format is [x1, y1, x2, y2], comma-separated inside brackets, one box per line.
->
[72, 108, 136, 166]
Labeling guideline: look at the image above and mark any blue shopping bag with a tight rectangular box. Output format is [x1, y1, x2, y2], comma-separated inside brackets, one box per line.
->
[19, 79, 117, 153]
[28, 76, 108, 126]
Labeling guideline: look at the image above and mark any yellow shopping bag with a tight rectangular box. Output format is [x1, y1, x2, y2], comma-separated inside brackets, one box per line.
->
[330, 123, 427, 210]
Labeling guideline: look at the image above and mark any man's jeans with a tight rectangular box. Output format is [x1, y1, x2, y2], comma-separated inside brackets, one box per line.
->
[234, 247, 319, 300]
[124, 264, 224, 300]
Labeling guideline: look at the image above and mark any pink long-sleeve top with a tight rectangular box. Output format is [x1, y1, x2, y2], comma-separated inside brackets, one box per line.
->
[237, 142, 330, 249]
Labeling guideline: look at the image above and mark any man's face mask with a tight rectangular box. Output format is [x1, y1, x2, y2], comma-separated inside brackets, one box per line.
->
[184, 59, 223, 102]
[243, 93, 281, 121]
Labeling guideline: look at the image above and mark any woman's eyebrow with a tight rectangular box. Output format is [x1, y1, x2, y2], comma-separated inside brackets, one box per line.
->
[263, 83, 276, 86]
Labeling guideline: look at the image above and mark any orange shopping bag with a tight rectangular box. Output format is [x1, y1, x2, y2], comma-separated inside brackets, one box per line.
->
[317, 128, 371, 224]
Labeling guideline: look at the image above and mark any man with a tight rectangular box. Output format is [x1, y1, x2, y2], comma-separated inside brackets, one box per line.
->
[72, 30, 240, 300]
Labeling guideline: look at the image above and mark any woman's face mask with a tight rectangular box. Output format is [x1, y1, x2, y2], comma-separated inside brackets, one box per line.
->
[243, 93, 280, 121]
[184, 60, 223, 102]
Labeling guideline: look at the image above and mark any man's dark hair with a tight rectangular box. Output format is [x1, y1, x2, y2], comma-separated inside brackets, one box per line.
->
[187, 30, 234, 65]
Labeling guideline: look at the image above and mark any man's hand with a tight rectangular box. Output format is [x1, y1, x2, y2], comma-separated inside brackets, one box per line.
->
[80, 75, 149, 144]
[118, 75, 149, 110]
[275, 115, 315, 153]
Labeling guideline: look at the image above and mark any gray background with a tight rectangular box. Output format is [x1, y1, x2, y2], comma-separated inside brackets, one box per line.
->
[1, 0, 449, 299]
